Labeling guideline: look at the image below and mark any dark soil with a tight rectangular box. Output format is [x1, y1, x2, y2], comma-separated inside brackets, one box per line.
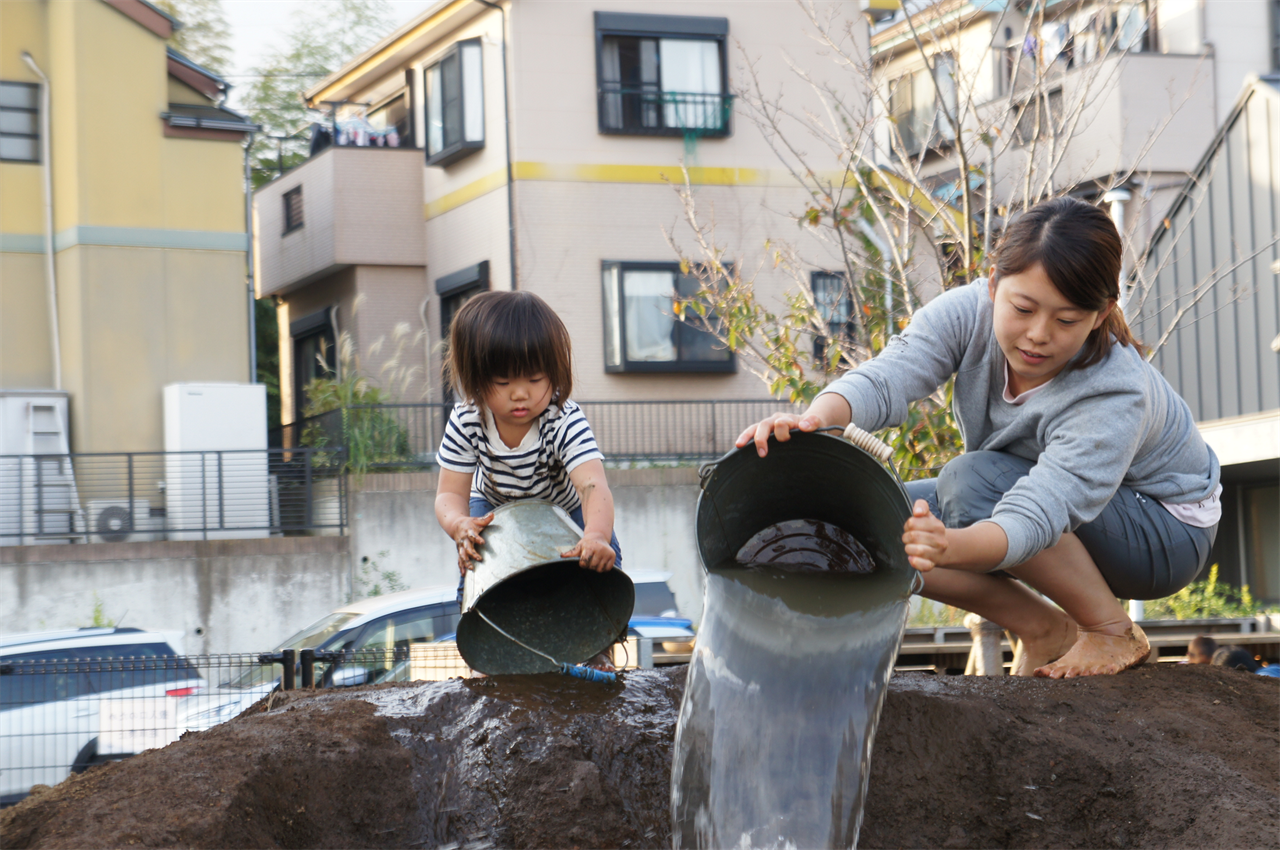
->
[2, 664, 1275, 850]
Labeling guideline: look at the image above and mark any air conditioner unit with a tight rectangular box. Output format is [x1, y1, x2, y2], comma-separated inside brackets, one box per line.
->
[87, 500, 164, 544]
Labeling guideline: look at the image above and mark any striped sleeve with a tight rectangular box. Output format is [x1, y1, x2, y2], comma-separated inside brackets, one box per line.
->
[436, 404, 480, 473]
[553, 403, 604, 472]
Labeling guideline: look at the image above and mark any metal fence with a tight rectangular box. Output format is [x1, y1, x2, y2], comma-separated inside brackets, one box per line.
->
[0, 448, 346, 547]
[270, 399, 800, 468]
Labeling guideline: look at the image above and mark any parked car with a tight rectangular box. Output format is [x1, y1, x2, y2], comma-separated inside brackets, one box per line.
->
[624, 570, 697, 664]
[185, 571, 696, 729]
[0, 627, 203, 807]
[180, 585, 463, 731]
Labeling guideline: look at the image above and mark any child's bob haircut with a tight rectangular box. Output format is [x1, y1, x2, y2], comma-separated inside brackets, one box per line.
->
[991, 196, 1141, 369]
[446, 291, 574, 406]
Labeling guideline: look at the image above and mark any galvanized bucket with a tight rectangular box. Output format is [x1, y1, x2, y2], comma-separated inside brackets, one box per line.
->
[455, 500, 634, 675]
[696, 430, 915, 591]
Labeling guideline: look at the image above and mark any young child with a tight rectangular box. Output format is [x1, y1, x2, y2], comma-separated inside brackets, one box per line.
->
[434, 291, 622, 665]
[738, 197, 1220, 679]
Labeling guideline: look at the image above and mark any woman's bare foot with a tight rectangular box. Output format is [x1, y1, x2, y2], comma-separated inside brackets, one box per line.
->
[1012, 616, 1078, 677]
[1034, 622, 1150, 678]
[584, 651, 617, 673]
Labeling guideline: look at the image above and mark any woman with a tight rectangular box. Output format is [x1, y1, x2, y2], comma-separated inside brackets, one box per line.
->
[739, 198, 1220, 677]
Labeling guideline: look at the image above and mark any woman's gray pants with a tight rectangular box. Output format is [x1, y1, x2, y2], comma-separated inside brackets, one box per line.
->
[904, 450, 1216, 600]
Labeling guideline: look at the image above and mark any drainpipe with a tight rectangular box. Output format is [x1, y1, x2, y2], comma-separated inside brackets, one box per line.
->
[21, 53, 60, 391]
[1103, 187, 1133, 309]
[244, 133, 257, 384]
[474, 0, 517, 290]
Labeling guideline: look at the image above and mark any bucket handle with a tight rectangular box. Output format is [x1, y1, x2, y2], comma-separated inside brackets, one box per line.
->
[816, 424, 894, 463]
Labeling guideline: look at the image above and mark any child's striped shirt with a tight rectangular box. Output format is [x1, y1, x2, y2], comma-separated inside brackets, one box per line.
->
[436, 399, 604, 512]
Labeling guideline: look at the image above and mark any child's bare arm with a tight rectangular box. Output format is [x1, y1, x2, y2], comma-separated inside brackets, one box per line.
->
[435, 469, 493, 573]
[564, 459, 616, 572]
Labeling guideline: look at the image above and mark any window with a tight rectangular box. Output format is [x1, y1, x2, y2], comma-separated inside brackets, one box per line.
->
[811, 272, 855, 362]
[601, 262, 734, 373]
[1014, 89, 1063, 146]
[290, 309, 336, 421]
[283, 186, 304, 234]
[1273, 0, 1280, 70]
[436, 261, 490, 406]
[887, 54, 956, 158]
[595, 12, 730, 137]
[424, 39, 484, 166]
[0, 81, 39, 163]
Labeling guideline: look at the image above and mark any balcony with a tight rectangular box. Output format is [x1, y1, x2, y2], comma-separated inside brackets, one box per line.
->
[253, 145, 425, 296]
[597, 89, 734, 137]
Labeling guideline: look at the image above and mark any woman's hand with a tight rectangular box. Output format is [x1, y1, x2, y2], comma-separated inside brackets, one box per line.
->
[902, 500, 948, 572]
[451, 512, 494, 574]
[563, 532, 616, 573]
[735, 413, 824, 458]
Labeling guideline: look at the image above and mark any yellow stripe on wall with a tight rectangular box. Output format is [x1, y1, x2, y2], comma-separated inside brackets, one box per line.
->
[423, 161, 799, 220]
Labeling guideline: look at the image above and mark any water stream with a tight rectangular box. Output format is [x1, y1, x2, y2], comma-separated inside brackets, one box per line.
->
[671, 520, 912, 849]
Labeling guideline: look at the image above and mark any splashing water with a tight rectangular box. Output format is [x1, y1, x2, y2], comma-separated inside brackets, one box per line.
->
[671, 520, 912, 849]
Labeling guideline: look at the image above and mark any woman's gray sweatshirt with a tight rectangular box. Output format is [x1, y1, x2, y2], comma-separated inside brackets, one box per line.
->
[818, 279, 1220, 569]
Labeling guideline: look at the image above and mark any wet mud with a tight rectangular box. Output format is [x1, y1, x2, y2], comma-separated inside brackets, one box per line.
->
[2, 665, 1276, 850]
[735, 519, 876, 574]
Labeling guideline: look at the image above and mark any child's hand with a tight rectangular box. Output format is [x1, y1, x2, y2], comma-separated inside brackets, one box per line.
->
[902, 499, 948, 572]
[563, 532, 615, 573]
[452, 513, 494, 574]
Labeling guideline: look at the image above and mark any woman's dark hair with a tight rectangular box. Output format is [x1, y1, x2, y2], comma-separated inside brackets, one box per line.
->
[991, 196, 1141, 369]
[446, 290, 574, 406]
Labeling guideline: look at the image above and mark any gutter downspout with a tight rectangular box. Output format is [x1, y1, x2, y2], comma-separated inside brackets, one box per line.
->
[244, 133, 257, 384]
[474, 0, 516, 290]
[21, 53, 60, 391]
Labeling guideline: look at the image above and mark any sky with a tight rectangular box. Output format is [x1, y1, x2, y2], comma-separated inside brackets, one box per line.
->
[220, 0, 435, 107]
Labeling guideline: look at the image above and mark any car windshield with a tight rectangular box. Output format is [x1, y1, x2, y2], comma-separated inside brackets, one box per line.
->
[633, 582, 679, 617]
[218, 613, 358, 689]
[277, 612, 360, 651]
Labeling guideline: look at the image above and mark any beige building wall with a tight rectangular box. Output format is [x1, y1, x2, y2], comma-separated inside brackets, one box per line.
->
[0, 253, 54, 389]
[2, 0, 253, 452]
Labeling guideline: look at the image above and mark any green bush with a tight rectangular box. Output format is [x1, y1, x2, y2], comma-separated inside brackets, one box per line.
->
[1140, 564, 1265, 620]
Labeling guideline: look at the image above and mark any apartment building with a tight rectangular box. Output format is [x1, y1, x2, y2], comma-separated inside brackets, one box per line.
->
[254, 0, 861, 425]
[867, 0, 1278, 249]
[0, 0, 256, 453]
[1131, 75, 1280, 601]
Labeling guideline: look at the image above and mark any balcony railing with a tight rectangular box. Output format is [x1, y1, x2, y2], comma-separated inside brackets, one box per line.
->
[271, 399, 801, 468]
[597, 89, 733, 137]
[0, 448, 346, 547]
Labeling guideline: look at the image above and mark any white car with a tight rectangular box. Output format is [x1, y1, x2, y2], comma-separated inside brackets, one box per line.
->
[0, 628, 203, 806]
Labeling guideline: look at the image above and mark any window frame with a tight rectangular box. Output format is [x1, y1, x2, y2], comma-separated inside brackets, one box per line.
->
[0, 80, 40, 164]
[600, 260, 736, 374]
[594, 12, 731, 138]
[887, 54, 956, 160]
[810, 271, 855, 363]
[282, 186, 304, 234]
[423, 37, 485, 167]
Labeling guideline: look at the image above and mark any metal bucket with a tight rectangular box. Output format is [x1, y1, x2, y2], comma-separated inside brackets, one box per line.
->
[456, 500, 634, 675]
[696, 431, 915, 591]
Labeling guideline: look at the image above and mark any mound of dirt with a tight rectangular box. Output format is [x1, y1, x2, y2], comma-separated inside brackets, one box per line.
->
[2, 665, 1275, 849]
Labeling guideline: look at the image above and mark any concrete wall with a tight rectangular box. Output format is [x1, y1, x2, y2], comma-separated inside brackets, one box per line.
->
[0, 537, 350, 656]
[349, 468, 706, 622]
[0, 469, 708, 654]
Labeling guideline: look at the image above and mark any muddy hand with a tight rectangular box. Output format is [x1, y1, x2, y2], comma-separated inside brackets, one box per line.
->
[562, 533, 615, 573]
[901, 499, 946, 572]
[453, 512, 494, 573]
[735, 413, 822, 458]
